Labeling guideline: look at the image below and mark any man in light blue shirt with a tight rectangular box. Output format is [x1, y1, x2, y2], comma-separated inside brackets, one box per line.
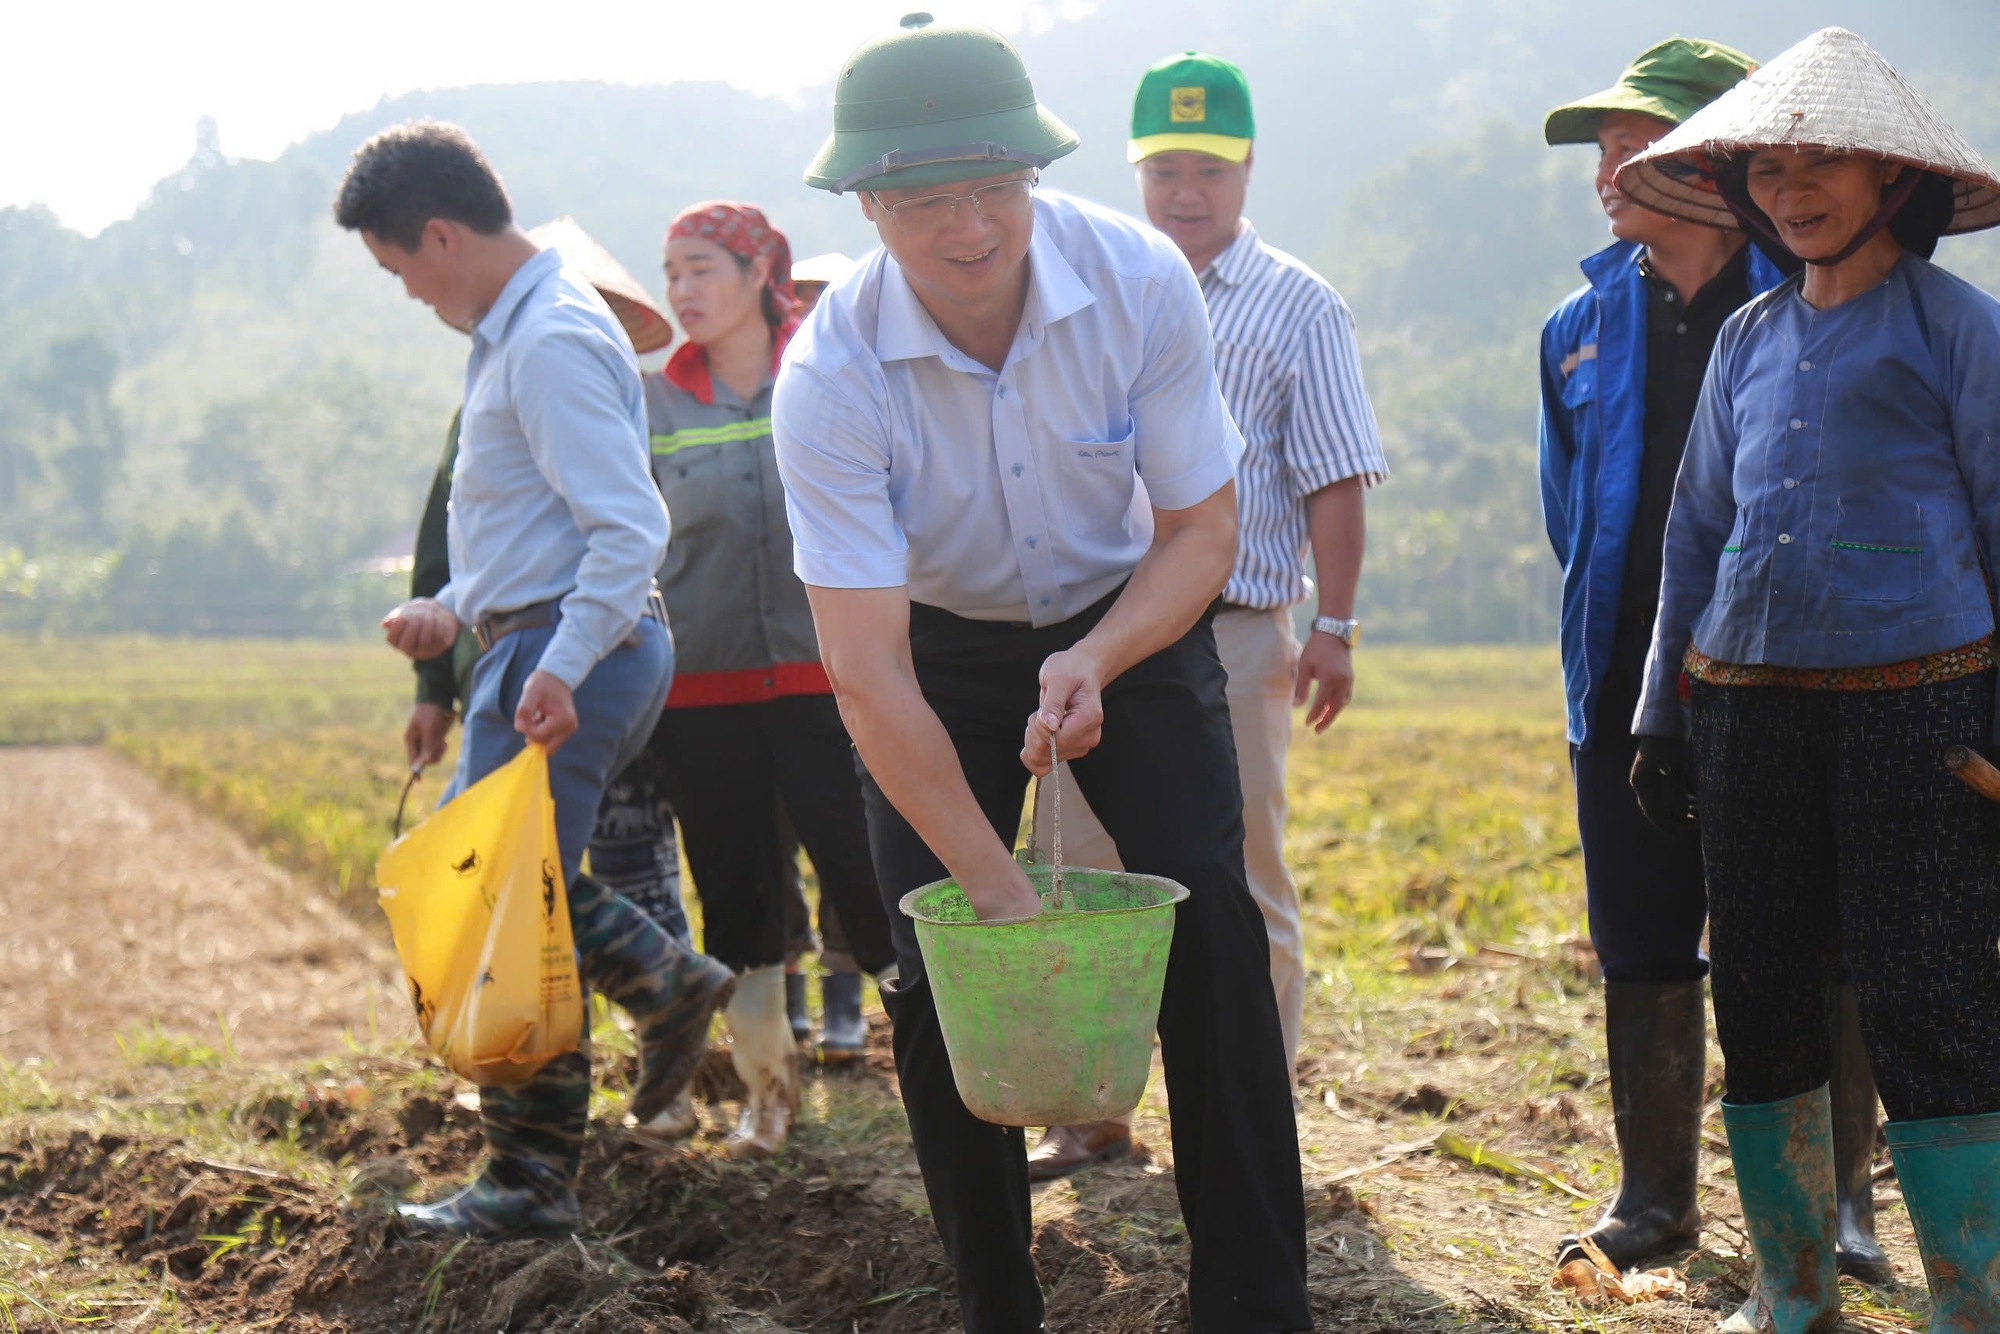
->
[772, 18, 1309, 1333]
[335, 120, 735, 1238]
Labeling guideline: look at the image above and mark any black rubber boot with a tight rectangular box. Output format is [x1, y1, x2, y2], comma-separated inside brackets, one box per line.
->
[1830, 982, 1892, 1284]
[1557, 979, 1707, 1268]
[786, 969, 812, 1045]
[820, 970, 868, 1062]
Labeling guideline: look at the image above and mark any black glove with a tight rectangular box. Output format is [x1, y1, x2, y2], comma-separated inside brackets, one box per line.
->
[1629, 735, 1699, 841]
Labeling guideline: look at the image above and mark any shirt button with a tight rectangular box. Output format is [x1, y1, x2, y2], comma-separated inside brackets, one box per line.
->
[1675, 322, 1688, 335]
[1011, 463, 1024, 478]
[1790, 418, 1806, 430]
[1778, 533, 1793, 544]
[1783, 477, 1798, 489]
[1025, 536, 1038, 549]
[1040, 596, 1051, 607]
[997, 385, 1008, 399]
[1798, 359, 1814, 372]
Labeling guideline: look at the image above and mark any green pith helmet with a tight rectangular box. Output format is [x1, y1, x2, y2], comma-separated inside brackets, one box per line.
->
[805, 12, 1079, 195]
[1545, 37, 1758, 146]
[1128, 51, 1254, 164]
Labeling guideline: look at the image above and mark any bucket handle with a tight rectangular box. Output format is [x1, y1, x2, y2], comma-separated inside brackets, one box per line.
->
[1020, 735, 1075, 912]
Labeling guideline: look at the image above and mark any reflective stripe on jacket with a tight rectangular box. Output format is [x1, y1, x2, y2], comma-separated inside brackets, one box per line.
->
[648, 369, 829, 708]
[1538, 239, 1786, 745]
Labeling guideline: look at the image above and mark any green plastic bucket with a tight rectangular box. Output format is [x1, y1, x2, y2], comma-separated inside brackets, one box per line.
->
[899, 865, 1187, 1127]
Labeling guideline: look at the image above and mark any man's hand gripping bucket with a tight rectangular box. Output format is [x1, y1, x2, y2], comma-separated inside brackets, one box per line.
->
[898, 739, 1187, 1126]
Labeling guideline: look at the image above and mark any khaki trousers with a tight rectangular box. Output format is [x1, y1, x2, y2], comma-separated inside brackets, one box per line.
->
[1035, 605, 1304, 1072]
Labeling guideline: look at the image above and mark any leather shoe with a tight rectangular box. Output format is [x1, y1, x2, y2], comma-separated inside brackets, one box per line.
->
[1026, 1120, 1133, 1183]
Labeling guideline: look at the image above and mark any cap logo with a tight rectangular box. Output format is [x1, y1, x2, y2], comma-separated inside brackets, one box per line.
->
[1169, 86, 1206, 123]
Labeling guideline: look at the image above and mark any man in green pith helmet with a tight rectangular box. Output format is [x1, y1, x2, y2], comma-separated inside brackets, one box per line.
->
[1539, 37, 1889, 1279]
[1028, 50, 1389, 1184]
[772, 14, 1310, 1331]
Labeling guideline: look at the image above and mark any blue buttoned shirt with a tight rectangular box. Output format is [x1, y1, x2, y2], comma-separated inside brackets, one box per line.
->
[439, 247, 670, 689]
[1636, 254, 2000, 737]
[771, 190, 1243, 625]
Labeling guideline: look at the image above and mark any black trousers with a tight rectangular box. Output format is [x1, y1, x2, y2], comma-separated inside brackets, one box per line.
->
[861, 593, 1310, 1334]
[1692, 673, 2000, 1120]
[1570, 625, 1709, 982]
[651, 694, 895, 976]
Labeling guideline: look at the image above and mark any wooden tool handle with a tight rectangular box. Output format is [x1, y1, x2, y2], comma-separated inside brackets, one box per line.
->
[1945, 745, 2000, 804]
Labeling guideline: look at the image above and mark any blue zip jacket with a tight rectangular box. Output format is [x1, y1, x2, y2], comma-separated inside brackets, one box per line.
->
[1538, 239, 1786, 745]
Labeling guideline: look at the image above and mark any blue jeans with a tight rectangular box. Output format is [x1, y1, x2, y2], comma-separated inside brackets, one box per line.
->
[443, 619, 672, 884]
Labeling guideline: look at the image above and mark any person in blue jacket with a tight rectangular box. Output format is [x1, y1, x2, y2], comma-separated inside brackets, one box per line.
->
[1537, 38, 1890, 1277]
[1621, 28, 2000, 1329]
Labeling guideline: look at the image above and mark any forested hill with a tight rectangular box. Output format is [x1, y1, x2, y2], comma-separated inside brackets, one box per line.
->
[4, 0, 1996, 639]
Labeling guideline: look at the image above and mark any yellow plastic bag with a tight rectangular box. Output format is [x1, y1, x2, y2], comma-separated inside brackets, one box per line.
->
[374, 745, 583, 1086]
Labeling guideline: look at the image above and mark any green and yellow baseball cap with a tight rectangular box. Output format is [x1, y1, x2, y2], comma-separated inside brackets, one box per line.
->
[1127, 51, 1253, 165]
[1545, 37, 1758, 146]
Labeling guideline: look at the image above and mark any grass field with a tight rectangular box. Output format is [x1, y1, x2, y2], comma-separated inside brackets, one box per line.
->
[0, 635, 1936, 1332]
[0, 635, 1578, 948]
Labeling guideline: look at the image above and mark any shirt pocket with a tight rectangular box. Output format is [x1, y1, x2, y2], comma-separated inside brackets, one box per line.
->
[1559, 354, 1597, 411]
[1714, 506, 1749, 600]
[1058, 425, 1139, 523]
[1211, 340, 1272, 417]
[1829, 502, 1925, 603]
[655, 441, 733, 554]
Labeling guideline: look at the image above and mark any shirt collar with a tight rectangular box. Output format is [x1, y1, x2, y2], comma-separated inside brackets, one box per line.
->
[1203, 219, 1261, 287]
[874, 214, 1097, 365]
[1579, 238, 1644, 293]
[663, 324, 792, 405]
[474, 247, 562, 345]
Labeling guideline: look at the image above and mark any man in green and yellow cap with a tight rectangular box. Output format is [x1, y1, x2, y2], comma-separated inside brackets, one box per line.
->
[1028, 50, 1389, 1184]
[1539, 37, 1886, 1279]
[774, 14, 1310, 1332]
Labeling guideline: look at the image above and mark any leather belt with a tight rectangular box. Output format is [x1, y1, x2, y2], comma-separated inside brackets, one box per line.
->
[474, 587, 666, 653]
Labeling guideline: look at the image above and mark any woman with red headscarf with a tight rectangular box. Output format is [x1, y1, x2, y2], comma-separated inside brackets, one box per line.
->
[637, 202, 895, 1157]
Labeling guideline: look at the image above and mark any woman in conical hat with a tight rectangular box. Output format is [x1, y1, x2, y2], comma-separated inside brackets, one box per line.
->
[1619, 28, 2000, 1333]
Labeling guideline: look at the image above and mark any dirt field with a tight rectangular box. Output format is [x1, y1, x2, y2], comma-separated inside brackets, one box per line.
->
[0, 747, 402, 1077]
[0, 742, 1940, 1331]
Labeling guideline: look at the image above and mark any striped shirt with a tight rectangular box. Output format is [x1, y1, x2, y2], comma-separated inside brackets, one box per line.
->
[1202, 221, 1388, 609]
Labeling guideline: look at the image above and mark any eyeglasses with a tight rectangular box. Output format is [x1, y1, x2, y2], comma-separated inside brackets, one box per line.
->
[872, 174, 1038, 228]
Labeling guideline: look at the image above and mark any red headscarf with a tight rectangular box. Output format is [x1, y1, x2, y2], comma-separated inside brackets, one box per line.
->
[662, 201, 801, 403]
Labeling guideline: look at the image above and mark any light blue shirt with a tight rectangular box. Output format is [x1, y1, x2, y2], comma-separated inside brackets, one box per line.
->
[1637, 254, 2000, 736]
[1200, 221, 1388, 609]
[438, 247, 670, 689]
[771, 190, 1243, 625]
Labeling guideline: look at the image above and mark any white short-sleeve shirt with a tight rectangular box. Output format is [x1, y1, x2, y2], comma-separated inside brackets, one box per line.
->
[772, 190, 1244, 626]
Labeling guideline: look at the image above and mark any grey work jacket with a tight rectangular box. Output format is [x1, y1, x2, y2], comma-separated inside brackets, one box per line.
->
[648, 365, 828, 707]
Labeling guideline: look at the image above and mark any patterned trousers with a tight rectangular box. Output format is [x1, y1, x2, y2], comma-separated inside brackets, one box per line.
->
[1691, 673, 2000, 1120]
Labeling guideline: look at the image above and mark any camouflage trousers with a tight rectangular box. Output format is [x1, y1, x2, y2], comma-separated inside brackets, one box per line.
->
[479, 873, 694, 1179]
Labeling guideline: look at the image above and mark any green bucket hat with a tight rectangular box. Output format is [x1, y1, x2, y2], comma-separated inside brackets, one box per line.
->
[1545, 37, 1758, 146]
[1128, 52, 1254, 164]
[805, 12, 1079, 195]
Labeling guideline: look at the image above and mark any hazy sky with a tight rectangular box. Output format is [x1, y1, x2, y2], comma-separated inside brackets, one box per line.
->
[4, 0, 1093, 236]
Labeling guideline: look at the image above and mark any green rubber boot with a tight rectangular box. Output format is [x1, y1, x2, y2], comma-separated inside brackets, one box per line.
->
[1719, 1086, 1841, 1333]
[1885, 1110, 2000, 1332]
[569, 874, 736, 1131]
[399, 1046, 590, 1238]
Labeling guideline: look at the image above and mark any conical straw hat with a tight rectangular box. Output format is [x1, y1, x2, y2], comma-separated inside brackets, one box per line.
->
[527, 217, 674, 355]
[1617, 28, 2000, 236]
